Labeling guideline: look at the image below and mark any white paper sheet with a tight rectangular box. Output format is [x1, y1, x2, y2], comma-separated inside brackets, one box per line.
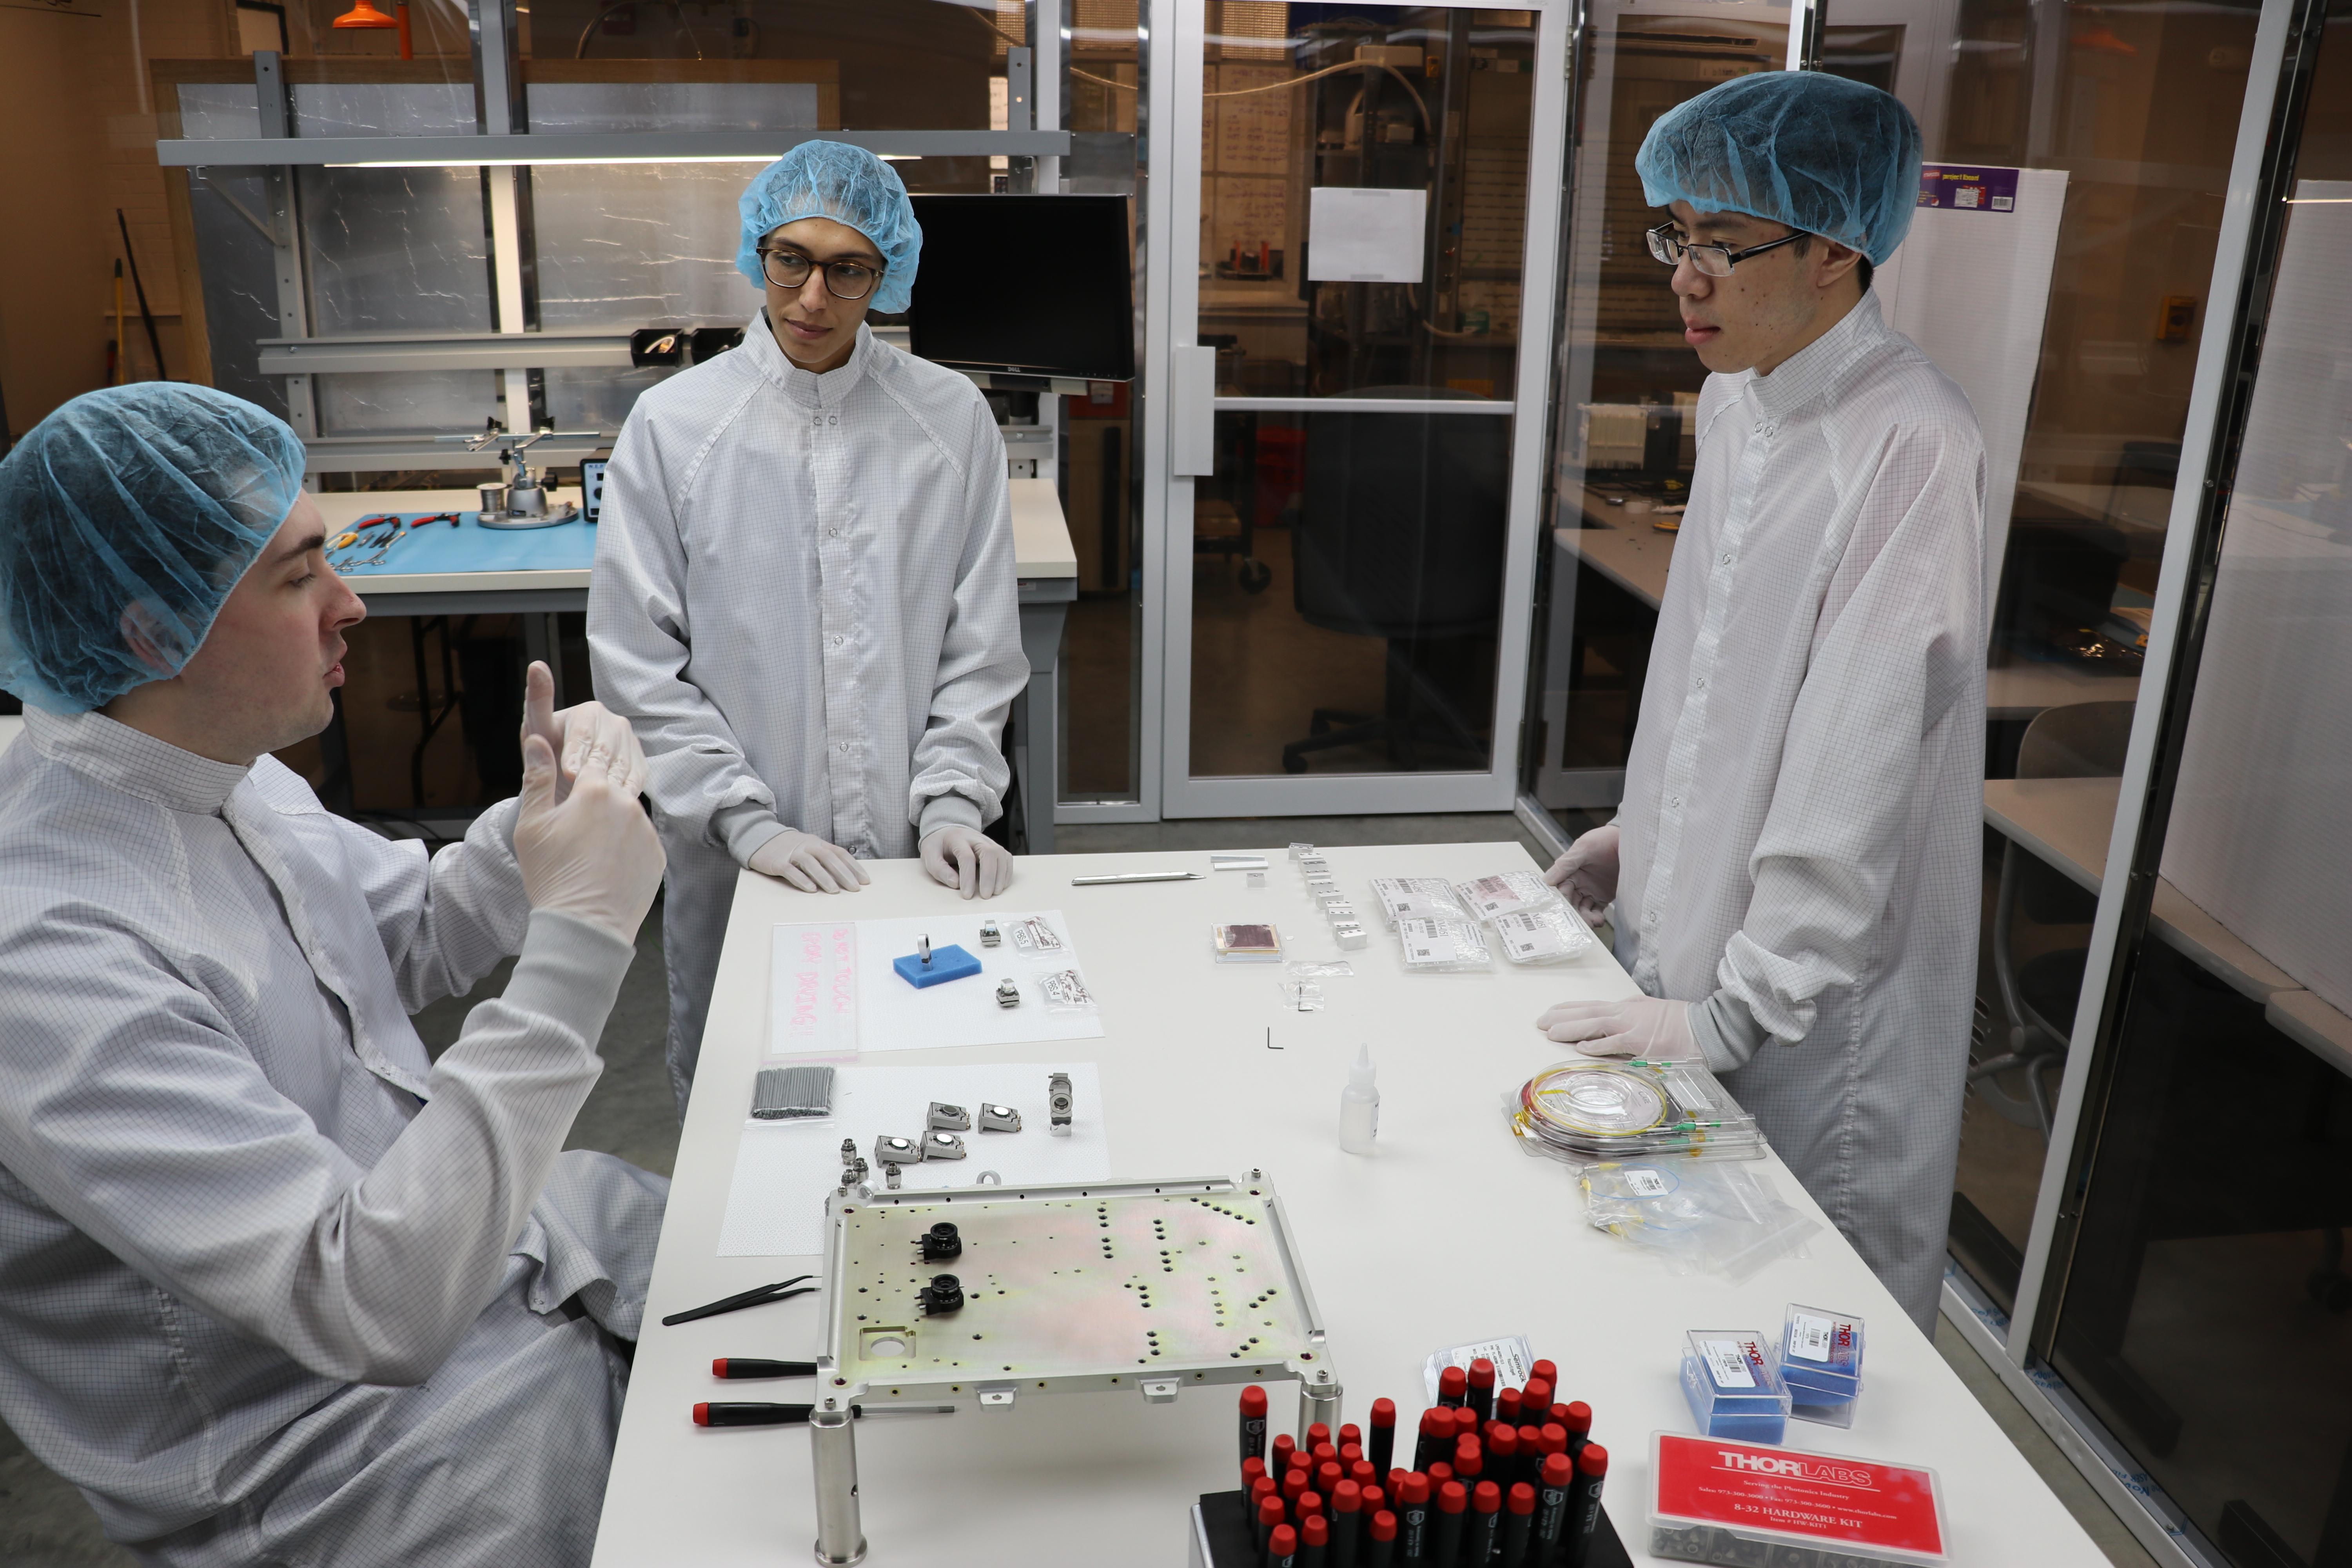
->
[767, 910, 1108, 1057]
[1308, 186, 1427, 283]
[715, 1062, 1111, 1257]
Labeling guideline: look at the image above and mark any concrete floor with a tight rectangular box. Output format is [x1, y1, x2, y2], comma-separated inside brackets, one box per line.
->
[0, 811, 2160, 1566]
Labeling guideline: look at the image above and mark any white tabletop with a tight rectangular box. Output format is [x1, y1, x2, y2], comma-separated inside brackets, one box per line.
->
[592, 842, 2106, 1567]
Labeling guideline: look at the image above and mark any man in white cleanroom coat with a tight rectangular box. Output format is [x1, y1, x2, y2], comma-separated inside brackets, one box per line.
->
[591, 141, 1028, 1109]
[0, 384, 670, 1564]
[1537, 73, 1988, 1331]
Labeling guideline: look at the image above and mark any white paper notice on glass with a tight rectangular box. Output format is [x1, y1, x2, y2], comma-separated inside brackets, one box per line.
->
[1308, 187, 1428, 283]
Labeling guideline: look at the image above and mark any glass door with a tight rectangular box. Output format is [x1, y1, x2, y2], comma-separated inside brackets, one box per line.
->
[1156, 0, 1569, 815]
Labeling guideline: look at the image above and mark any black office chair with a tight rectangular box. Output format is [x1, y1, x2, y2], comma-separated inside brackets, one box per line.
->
[1281, 388, 1509, 773]
[1971, 701, 2136, 1136]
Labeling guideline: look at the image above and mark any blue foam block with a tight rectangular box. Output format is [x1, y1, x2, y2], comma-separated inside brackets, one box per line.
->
[893, 944, 981, 989]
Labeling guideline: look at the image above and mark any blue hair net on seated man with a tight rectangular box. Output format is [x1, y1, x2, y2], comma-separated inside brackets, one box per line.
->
[0, 383, 305, 714]
[736, 140, 924, 314]
[1635, 72, 1923, 265]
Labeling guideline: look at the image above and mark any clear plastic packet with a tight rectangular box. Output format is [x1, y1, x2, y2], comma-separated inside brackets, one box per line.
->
[1505, 1058, 1766, 1162]
[1491, 905, 1596, 965]
[1007, 915, 1068, 958]
[1397, 915, 1493, 971]
[1287, 960, 1356, 978]
[1279, 982, 1325, 1011]
[1453, 870, 1565, 922]
[1579, 1156, 1820, 1282]
[1369, 877, 1468, 927]
[1038, 967, 1099, 1015]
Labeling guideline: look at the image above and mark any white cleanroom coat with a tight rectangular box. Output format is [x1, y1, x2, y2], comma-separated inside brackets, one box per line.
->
[1612, 291, 1987, 1331]
[0, 708, 665, 1566]
[589, 316, 1027, 1104]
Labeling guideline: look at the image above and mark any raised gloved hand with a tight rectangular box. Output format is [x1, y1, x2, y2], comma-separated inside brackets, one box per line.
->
[1543, 824, 1621, 925]
[519, 661, 646, 805]
[921, 824, 1013, 900]
[512, 712, 666, 943]
[748, 830, 871, 894]
[1535, 994, 1698, 1061]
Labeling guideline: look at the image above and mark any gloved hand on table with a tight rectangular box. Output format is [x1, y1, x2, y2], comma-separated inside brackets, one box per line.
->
[921, 825, 1013, 900]
[513, 702, 666, 943]
[1535, 994, 1698, 1061]
[1543, 824, 1620, 925]
[749, 830, 872, 894]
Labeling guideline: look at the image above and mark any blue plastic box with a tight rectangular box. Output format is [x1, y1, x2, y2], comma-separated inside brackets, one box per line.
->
[1680, 1330, 1789, 1444]
[1780, 1303, 1865, 1428]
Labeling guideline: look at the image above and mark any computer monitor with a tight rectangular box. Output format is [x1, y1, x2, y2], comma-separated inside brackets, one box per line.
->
[905, 194, 1134, 383]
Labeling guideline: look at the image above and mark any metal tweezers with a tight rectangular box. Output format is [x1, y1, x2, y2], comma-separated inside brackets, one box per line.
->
[659, 1273, 818, 1328]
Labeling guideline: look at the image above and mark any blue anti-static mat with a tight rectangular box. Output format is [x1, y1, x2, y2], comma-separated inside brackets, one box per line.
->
[328, 513, 597, 577]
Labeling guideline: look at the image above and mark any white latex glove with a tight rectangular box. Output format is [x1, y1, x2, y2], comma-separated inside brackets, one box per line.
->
[1535, 995, 1699, 1061]
[1544, 824, 1621, 925]
[921, 825, 1013, 900]
[512, 714, 666, 943]
[519, 661, 646, 805]
[749, 830, 871, 894]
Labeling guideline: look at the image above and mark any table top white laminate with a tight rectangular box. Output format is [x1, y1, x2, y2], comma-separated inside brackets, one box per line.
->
[591, 842, 2107, 1567]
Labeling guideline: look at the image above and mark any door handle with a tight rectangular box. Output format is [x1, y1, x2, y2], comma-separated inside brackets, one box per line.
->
[1171, 343, 1216, 477]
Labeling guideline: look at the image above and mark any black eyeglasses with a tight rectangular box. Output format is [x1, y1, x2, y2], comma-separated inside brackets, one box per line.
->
[1645, 221, 1809, 277]
[759, 248, 886, 301]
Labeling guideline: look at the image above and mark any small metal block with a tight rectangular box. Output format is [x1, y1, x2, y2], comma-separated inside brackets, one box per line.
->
[995, 977, 1022, 1008]
[875, 1135, 920, 1165]
[979, 918, 1002, 947]
[1247, 870, 1266, 889]
[928, 1101, 971, 1131]
[977, 1382, 1017, 1411]
[1140, 1377, 1180, 1404]
[978, 1103, 1022, 1133]
[923, 1131, 967, 1161]
[1324, 901, 1359, 923]
[1287, 842, 1316, 860]
[1332, 921, 1370, 950]
[1049, 1071, 1073, 1136]
[1298, 856, 1330, 877]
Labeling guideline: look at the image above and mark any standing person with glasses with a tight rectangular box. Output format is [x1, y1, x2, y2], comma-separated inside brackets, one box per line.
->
[591, 142, 1027, 1109]
[1532, 73, 1988, 1332]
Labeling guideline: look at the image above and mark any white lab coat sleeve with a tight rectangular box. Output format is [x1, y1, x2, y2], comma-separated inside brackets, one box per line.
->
[0, 907, 632, 1386]
[338, 799, 532, 1013]
[1715, 418, 1986, 1045]
[590, 406, 791, 861]
[909, 399, 1026, 839]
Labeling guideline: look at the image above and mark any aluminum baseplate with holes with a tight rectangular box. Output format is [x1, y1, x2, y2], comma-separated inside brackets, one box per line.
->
[817, 1174, 1333, 1408]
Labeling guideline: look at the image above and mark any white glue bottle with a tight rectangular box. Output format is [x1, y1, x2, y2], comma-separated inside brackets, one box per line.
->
[1339, 1044, 1379, 1155]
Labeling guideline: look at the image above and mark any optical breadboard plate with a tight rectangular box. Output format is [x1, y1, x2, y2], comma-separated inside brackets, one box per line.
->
[818, 1174, 1331, 1406]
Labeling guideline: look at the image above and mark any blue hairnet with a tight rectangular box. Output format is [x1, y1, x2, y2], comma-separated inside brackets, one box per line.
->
[1636, 72, 1922, 265]
[737, 141, 923, 314]
[0, 383, 305, 714]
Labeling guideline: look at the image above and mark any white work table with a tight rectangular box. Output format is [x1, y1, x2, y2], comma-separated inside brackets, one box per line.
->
[593, 841, 2105, 1566]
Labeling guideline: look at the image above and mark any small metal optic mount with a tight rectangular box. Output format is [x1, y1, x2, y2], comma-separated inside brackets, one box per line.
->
[923, 1131, 967, 1161]
[918, 1221, 962, 1261]
[916, 1274, 964, 1314]
[916, 933, 932, 967]
[884, 1163, 902, 1190]
[1049, 1072, 1074, 1137]
[978, 1103, 1022, 1133]
[995, 977, 1022, 1009]
[979, 918, 1002, 947]
[875, 1134, 919, 1166]
[928, 1102, 971, 1132]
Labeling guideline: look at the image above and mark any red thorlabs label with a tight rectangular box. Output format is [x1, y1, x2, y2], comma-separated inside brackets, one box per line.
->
[1653, 1433, 1947, 1559]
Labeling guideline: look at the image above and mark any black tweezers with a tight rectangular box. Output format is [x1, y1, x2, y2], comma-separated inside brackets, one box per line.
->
[660, 1274, 817, 1328]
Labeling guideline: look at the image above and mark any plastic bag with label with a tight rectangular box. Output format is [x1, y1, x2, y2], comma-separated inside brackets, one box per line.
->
[1579, 1156, 1819, 1283]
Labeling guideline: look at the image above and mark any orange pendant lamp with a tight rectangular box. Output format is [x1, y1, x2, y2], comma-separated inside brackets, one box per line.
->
[331, 0, 412, 58]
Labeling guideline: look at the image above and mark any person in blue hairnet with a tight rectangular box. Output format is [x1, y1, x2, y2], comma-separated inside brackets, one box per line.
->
[1534, 73, 1987, 1331]
[590, 140, 1027, 1107]
[0, 383, 671, 1564]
